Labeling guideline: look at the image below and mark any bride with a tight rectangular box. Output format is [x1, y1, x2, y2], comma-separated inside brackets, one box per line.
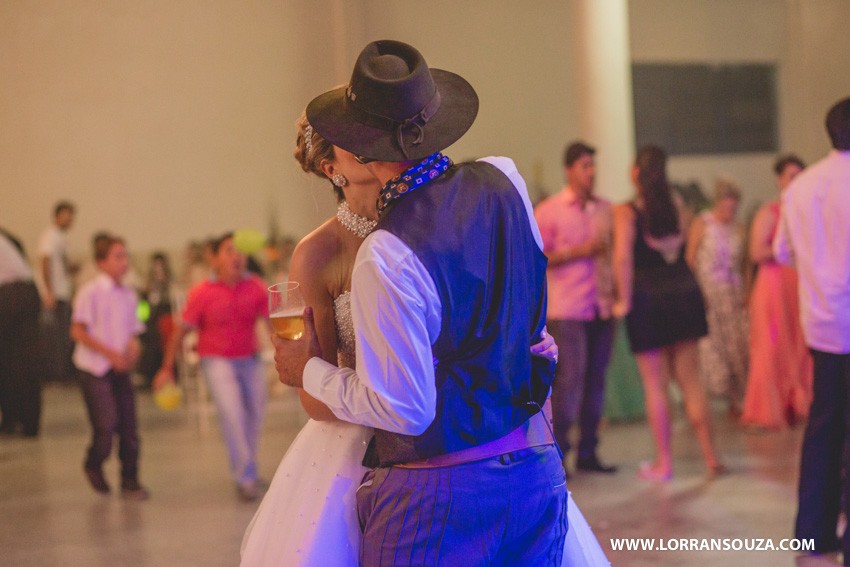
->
[240, 114, 610, 566]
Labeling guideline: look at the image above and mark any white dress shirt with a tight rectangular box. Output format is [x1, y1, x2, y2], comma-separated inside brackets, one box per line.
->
[38, 225, 72, 300]
[303, 156, 544, 434]
[774, 149, 850, 354]
[72, 272, 145, 376]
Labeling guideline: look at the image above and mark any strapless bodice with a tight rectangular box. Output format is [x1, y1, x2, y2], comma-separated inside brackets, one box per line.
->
[334, 291, 356, 369]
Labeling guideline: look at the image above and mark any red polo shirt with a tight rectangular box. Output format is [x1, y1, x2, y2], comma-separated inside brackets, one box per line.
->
[182, 275, 268, 358]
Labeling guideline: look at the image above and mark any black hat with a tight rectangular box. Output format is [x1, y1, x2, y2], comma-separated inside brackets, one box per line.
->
[306, 40, 479, 162]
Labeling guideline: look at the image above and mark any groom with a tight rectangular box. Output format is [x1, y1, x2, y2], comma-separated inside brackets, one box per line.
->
[276, 40, 567, 565]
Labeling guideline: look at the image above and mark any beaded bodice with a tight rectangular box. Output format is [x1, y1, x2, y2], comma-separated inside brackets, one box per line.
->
[333, 291, 356, 369]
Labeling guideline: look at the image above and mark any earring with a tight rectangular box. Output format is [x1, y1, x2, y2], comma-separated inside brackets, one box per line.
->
[331, 173, 349, 188]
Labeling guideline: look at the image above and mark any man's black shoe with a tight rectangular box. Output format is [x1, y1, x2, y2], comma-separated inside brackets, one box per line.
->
[576, 456, 618, 474]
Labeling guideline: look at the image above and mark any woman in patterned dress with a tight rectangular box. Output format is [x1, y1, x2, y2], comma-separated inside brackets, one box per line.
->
[685, 180, 749, 418]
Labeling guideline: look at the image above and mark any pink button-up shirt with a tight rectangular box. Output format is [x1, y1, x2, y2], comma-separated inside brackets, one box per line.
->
[534, 186, 613, 321]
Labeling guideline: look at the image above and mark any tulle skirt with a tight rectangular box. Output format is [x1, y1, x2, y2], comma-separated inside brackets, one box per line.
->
[241, 419, 609, 566]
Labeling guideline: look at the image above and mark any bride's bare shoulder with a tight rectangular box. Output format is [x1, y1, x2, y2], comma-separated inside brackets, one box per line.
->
[289, 218, 342, 280]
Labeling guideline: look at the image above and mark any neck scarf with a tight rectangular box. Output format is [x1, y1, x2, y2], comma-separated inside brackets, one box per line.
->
[377, 153, 452, 215]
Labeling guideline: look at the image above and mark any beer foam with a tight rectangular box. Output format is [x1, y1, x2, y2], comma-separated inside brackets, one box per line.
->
[270, 307, 303, 319]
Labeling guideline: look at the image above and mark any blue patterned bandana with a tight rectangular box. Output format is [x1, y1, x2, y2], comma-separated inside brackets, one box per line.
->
[377, 153, 453, 214]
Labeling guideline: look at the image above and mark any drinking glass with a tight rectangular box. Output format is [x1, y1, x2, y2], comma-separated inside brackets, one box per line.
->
[268, 282, 306, 340]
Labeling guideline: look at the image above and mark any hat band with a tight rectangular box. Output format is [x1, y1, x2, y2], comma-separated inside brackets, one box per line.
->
[346, 86, 442, 159]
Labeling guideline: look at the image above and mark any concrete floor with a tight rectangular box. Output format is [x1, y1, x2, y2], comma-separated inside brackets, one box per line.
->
[0, 382, 841, 567]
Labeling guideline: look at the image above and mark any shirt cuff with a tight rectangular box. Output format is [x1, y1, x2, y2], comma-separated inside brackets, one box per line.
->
[303, 356, 341, 403]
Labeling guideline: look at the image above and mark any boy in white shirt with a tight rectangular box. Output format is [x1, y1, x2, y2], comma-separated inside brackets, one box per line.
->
[71, 233, 148, 499]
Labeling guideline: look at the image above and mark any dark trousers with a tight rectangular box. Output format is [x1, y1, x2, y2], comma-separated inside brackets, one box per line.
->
[42, 300, 75, 382]
[795, 349, 850, 560]
[78, 368, 140, 481]
[548, 317, 615, 460]
[357, 444, 567, 566]
[0, 281, 42, 435]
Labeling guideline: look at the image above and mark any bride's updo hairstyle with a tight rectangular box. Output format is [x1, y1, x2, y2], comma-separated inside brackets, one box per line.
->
[294, 111, 343, 201]
[635, 144, 679, 238]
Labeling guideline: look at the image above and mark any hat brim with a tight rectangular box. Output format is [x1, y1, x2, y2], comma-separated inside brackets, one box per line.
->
[306, 69, 479, 163]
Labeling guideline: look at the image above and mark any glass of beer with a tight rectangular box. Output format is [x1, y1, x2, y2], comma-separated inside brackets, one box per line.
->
[268, 282, 306, 340]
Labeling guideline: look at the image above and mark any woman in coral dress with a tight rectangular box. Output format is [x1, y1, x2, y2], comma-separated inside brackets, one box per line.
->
[741, 155, 813, 429]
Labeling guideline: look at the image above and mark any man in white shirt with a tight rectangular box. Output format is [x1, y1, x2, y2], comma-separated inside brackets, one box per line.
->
[275, 40, 566, 565]
[774, 96, 850, 559]
[37, 200, 77, 382]
[0, 229, 42, 436]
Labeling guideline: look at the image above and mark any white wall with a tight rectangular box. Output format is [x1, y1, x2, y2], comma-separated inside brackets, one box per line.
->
[0, 1, 342, 265]
[629, 0, 850, 214]
[2, 0, 848, 271]
[358, 0, 582, 202]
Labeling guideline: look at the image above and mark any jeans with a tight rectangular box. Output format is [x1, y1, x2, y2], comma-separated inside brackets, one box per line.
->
[357, 444, 567, 566]
[548, 317, 615, 460]
[200, 355, 266, 486]
[78, 368, 140, 480]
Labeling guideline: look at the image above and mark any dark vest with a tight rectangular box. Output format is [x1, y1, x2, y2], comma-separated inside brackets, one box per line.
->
[370, 160, 553, 467]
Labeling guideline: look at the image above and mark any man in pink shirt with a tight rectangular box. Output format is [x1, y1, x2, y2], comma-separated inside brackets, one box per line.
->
[155, 232, 269, 501]
[534, 141, 616, 475]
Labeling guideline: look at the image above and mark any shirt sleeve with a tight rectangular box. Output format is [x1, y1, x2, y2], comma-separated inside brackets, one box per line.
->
[37, 230, 53, 258]
[254, 277, 270, 318]
[180, 285, 203, 329]
[71, 286, 94, 326]
[477, 156, 544, 251]
[773, 192, 795, 266]
[303, 232, 441, 435]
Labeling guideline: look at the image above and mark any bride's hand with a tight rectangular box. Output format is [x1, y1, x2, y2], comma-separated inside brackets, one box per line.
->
[530, 326, 558, 365]
[273, 307, 323, 389]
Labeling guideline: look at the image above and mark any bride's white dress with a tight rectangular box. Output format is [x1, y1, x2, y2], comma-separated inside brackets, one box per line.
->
[241, 292, 610, 566]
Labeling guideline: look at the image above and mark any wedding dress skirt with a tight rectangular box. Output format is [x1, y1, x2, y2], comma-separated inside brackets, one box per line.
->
[241, 418, 609, 566]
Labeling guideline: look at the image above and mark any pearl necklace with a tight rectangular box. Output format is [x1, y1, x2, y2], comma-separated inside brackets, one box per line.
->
[336, 201, 377, 239]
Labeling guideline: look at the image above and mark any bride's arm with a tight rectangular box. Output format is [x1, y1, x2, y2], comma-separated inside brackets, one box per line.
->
[288, 231, 341, 421]
[612, 204, 636, 318]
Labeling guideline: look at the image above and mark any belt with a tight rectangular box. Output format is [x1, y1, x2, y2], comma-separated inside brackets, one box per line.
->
[395, 411, 554, 469]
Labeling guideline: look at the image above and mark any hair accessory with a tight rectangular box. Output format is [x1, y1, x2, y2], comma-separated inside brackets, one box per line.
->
[336, 201, 377, 239]
[304, 123, 314, 155]
[331, 173, 348, 188]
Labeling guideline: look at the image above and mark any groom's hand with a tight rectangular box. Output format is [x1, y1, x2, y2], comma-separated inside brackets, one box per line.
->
[273, 306, 323, 389]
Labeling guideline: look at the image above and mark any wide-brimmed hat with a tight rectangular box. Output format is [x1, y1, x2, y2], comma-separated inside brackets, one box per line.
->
[306, 40, 479, 163]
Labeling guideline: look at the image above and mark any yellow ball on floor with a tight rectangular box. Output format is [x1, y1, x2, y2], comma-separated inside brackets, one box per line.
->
[154, 383, 183, 411]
